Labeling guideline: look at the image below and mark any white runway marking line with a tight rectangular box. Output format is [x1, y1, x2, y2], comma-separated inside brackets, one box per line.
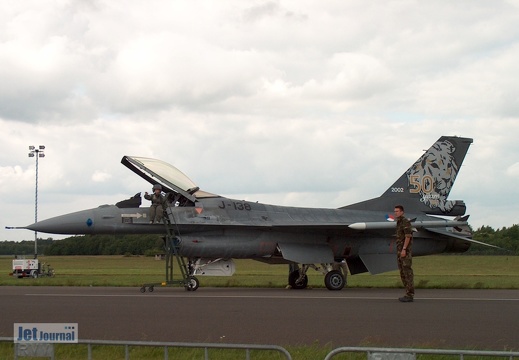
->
[24, 293, 519, 301]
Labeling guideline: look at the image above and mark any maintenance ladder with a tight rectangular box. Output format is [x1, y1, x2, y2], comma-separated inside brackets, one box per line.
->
[140, 205, 199, 293]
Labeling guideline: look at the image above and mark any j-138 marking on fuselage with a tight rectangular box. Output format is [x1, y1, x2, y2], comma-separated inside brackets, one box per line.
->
[23, 136, 496, 291]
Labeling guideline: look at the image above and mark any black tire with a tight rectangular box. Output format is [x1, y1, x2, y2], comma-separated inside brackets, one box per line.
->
[325, 270, 345, 291]
[185, 276, 199, 291]
[140, 287, 146, 293]
[288, 270, 308, 290]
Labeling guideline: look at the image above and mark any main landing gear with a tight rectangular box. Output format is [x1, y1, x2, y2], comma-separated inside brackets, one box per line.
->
[288, 264, 347, 291]
[324, 270, 346, 291]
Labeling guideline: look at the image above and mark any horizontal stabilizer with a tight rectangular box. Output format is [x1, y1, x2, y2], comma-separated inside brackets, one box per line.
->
[424, 228, 502, 249]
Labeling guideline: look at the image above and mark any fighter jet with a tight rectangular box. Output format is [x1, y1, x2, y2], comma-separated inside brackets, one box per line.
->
[25, 136, 490, 291]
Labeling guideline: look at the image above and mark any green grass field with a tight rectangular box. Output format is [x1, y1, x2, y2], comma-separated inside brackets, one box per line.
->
[2, 254, 519, 289]
[2, 255, 518, 359]
[0, 342, 351, 360]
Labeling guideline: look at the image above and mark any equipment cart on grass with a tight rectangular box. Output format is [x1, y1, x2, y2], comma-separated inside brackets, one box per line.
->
[10, 259, 55, 278]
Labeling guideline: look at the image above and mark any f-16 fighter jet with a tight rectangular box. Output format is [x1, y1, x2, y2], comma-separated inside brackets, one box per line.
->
[26, 136, 491, 291]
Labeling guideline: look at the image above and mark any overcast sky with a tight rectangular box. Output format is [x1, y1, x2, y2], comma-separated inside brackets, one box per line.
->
[1, 0, 519, 242]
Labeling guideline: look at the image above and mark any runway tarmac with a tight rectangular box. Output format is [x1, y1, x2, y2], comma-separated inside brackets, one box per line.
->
[1, 286, 518, 350]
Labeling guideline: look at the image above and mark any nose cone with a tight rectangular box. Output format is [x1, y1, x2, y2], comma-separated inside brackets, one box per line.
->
[26, 209, 96, 235]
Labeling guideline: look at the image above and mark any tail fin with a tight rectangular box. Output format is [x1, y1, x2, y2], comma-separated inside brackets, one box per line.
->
[343, 136, 473, 216]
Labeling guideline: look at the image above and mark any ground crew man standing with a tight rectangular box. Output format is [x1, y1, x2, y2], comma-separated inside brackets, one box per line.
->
[144, 184, 166, 223]
[394, 204, 414, 302]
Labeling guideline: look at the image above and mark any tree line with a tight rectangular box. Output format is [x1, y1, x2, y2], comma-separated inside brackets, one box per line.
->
[471, 224, 519, 255]
[1, 224, 517, 256]
[0, 235, 165, 257]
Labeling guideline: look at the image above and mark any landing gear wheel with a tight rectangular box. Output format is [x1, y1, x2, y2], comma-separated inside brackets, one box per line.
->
[289, 270, 308, 290]
[325, 270, 345, 291]
[185, 276, 199, 291]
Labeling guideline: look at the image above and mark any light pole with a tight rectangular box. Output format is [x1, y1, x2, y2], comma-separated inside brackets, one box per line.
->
[28, 145, 45, 259]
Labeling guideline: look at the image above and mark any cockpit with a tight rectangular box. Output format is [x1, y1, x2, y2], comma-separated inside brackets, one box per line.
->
[117, 155, 217, 208]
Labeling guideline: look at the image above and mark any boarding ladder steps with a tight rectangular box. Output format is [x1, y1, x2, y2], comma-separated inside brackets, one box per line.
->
[139, 204, 200, 292]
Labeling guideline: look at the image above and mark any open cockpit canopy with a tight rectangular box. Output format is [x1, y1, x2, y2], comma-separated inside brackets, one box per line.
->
[121, 156, 217, 206]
